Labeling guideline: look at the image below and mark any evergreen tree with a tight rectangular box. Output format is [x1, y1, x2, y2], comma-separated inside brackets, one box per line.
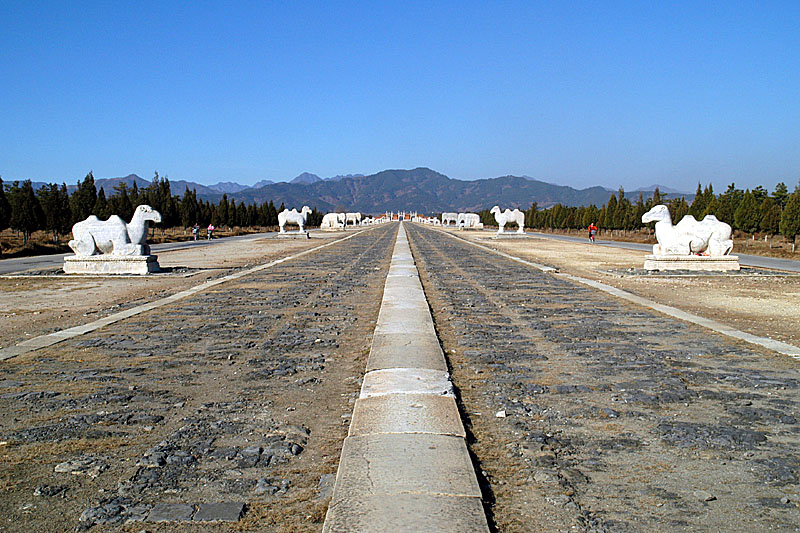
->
[668, 197, 689, 223]
[734, 189, 760, 233]
[110, 182, 134, 221]
[37, 183, 72, 241]
[229, 198, 238, 227]
[0, 177, 11, 232]
[689, 183, 706, 218]
[213, 194, 229, 227]
[70, 172, 97, 223]
[780, 187, 800, 243]
[179, 188, 199, 227]
[604, 194, 618, 229]
[130, 181, 141, 207]
[759, 197, 781, 235]
[93, 187, 109, 219]
[772, 182, 789, 208]
[715, 183, 742, 225]
[10, 180, 44, 244]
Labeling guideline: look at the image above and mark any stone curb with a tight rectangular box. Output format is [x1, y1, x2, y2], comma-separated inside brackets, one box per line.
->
[434, 226, 800, 359]
[0, 229, 372, 362]
[323, 223, 489, 532]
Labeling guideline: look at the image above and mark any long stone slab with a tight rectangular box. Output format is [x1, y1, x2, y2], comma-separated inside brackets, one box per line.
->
[329, 433, 481, 498]
[360, 368, 454, 398]
[324, 493, 488, 533]
[366, 334, 446, 372]
[349, 394, 465, 437]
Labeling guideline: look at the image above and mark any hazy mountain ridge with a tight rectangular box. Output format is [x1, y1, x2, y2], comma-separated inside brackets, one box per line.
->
[21, 169, 687, 213]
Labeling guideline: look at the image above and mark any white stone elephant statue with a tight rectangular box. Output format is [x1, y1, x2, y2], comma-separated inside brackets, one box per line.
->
[321, 212, 345, 229]
[69, 204, 161, 256]
[642, 205, 733, 256]
[441, 212, 458, 226]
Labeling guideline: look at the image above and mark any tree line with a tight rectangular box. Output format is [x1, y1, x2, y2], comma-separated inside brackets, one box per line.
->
[0, 172, 325, 245]
[478, 181, 800, 241]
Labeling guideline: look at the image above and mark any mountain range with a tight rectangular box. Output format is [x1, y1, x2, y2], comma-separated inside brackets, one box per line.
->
[25, 169, 687, 213]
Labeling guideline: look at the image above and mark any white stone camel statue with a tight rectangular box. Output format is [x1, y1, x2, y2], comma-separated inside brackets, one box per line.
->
[278, 206, 312, 233]
[345, 212, 362, 226]
[490, 206, 525, 234]
[642, 204, 733, 256]
[321, 212, 345, 229]
[441, 212, 457, 226]
[69, 204, 162, 257]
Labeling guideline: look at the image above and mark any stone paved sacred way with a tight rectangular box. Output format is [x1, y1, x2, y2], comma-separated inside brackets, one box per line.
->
[0, 221, 799, 531]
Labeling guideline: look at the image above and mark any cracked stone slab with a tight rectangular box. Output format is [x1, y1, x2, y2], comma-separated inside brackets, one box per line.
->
[329, 433, 481, 499]
[366, 333, 447, 371]
[147, 503, 194, 522]
[349, 394, 466, 437]
[360, 368, 454, 398]
[193, 501, 245, 521]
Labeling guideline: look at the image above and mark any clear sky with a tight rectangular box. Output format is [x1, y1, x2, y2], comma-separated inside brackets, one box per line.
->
[2, 1, 799, 192]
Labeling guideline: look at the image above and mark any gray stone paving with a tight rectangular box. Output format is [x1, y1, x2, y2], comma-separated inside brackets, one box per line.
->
[406, 223, 800, 532]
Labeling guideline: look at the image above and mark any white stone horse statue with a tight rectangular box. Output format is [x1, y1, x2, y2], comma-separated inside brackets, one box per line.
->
[321, 212, 345, 229]
[490, 206, 525, 234]
[345, 212, 362, 226]
[69, 204, 161, 256]
[642, 204, 733, 256]
[441, 212, 457, 226]
[278, 206, 312, 233]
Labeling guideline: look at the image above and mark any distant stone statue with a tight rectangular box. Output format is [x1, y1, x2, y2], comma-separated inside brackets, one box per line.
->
[457, 213, 482, 229]
[642, 205, 733, 256]
[321, 212, 345, 229]
[278, 206, 312, 233]
[441, 212, 457, 226]
[490, 206, 525, 234]
[345, 212, 362, 226]
[69, 205, 161, 256]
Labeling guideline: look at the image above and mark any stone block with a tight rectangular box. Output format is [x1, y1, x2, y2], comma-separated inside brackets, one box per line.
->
[193, 502, 245, 522]
[643, 255, 740, 271]
[64, 255, 160, 275]
[360, 368, 454, 398]
[147, 503, 194, 522]
[367, 333, 446, 371]
[349, 394, 465, 437]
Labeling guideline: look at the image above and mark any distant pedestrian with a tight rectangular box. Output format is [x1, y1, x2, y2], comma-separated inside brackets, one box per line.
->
[588, 222, 598, 243]
[207, 224, 215, 240]
[192, 223, 200, 241]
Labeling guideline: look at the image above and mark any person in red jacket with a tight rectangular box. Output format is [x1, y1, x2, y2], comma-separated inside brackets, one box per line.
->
[588, 222, 598, 243]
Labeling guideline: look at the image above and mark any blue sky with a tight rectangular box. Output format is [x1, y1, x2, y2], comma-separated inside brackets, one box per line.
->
[2, 1, 799, 192]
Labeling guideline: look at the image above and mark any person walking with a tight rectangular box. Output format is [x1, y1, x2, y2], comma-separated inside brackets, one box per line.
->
[192, 223, 200, 241]
[588, 222, 598, 243]
[207, 224, 215, 240]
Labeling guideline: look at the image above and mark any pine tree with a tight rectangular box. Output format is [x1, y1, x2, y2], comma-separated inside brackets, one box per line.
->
[734, 189, 759, 233]
[10, 180, 44, 244]
[780, 187, 800, 243]
[773, 182, 789, 208]
[110, 182, 134, 221]
[759, 197, 781, 235]
[93, 187, 109, 219]
[689, 183, 706, 218]
[0, 177, 11, 232]
[37, 183, 72, 241]
[70, 172, 97, 223]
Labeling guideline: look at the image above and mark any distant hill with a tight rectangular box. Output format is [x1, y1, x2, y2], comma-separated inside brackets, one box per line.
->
[290, 172, 322, 185]
[209, 181, 251, 194]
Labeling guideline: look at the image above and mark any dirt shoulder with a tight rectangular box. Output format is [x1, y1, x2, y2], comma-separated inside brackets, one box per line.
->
[0, 234, 341, 350]
[445, 228, 800, 349]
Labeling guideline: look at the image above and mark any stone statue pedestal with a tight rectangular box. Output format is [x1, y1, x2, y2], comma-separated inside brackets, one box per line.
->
[321, 227, 346, 232]
[64, 255, 160, 275]
[643, 255, 740, 271]
[491, 232, 528, 239]
[277, 231, 310, 239]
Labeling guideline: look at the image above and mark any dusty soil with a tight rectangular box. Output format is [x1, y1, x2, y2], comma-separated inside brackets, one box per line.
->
[0, 235, 330, 350]
[447, 228, 800, 348]
[407, 224, 800, 532]
[0, 224, 397, 531]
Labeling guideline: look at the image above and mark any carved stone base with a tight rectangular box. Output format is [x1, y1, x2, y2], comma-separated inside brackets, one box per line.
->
[321, 227, 346, 232]
[643, 255, 740, 271]
[491, 232, 528, 239]
[458, 224, 485, 230]
[63, 255, 160, 275]
[277, 231, 310, 239]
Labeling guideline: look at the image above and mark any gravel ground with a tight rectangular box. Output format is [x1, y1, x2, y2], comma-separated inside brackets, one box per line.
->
[0, 224, 397, 532]
[406, 223, 800, 532]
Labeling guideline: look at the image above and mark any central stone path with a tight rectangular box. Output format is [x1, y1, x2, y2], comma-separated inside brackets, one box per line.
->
[324, 223, 489, 532]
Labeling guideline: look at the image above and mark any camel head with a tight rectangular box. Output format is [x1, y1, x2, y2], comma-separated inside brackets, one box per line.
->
[301, 206, 312, 216]
[490, 206, 500, 215]
[642, 204, 670, 224]
[134, 204, 162, 224]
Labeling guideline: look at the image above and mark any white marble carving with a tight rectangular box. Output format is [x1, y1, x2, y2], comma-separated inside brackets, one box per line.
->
[278, 206, 312, 233]
[490, 206, 525, 234]
[457, 213, 482, 229]
[642, 205, 733, 256]
[345, 212, 362, 226]
[69, 205, 161, 256]
[321, 212, 345, 229]
[441, 212, 457, 226]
